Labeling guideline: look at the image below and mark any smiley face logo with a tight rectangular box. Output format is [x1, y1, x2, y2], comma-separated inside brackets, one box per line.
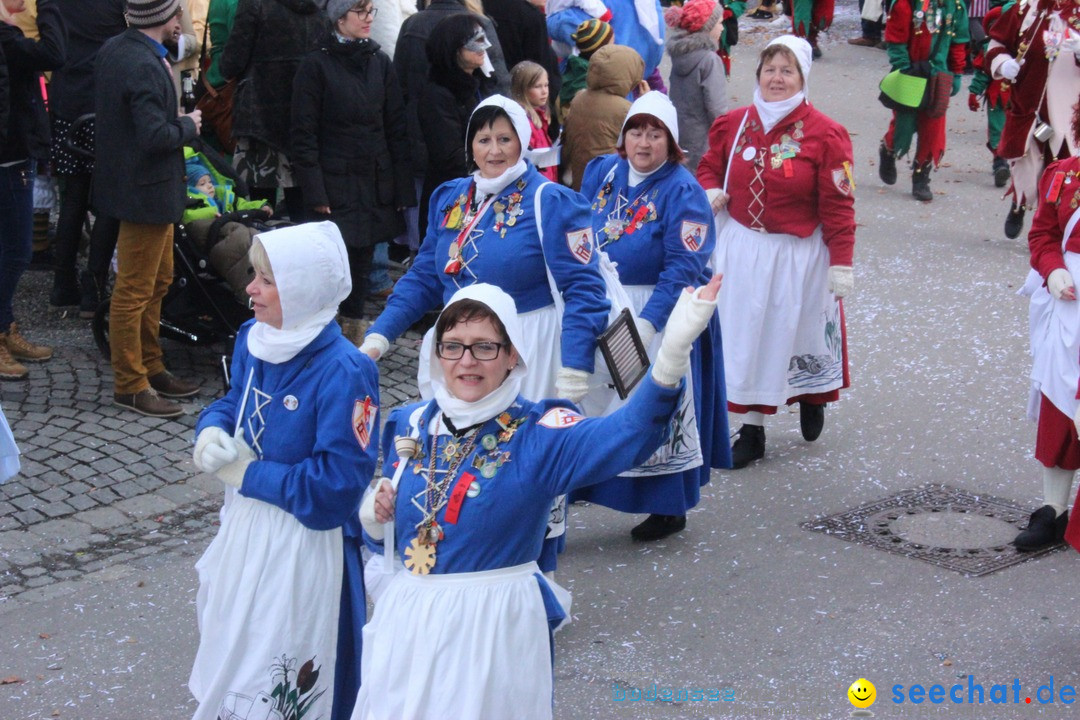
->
[847, 678, 876, 709]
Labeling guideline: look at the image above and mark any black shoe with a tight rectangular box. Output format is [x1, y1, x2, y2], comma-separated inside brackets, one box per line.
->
[731, 424, 765, 469]
[799, 402, 825, 441]
[749, 8, 774, 18]
[1013, 505, 1068, 551]
[49, 270, 80, 307]
[1004, 203, 1025, 239]
[878, 142, 897, 185]
[912, 162, 933, 202]
[992, 157, 1010, 188]
[811, 45, 823, 59]
[630, 514, 687, 541]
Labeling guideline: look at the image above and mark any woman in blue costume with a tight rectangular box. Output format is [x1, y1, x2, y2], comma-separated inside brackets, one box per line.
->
[572, 92, 732, 541]
[188, 222, 379, 720]
[352, 277, 720, 720]
[360, 95, 610, 573]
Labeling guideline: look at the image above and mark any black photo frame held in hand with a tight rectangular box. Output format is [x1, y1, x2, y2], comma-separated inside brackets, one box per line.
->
[597, 308, 650, 400]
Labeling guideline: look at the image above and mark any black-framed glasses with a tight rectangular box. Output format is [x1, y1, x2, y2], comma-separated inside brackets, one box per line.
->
[436, 341, 507, 361]
[348, 6, 378, 19]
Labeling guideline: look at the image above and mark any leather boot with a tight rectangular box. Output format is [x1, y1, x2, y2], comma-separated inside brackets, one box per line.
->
[4, 323, 52, 361]
[911, 162, 933, 202]
[0, 341, 28, 381]
[731, 424, 765, 469]
[992, 157, 1010, 188]
[878, 142, 897, 185]
[1004, 203, 1025, 239]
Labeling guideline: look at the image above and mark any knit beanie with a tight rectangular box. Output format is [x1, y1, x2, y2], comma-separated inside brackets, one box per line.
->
[324, 0, 357, 23]
[186, 158, 213, 191]
[676, 0, 722, 34]
[573, 19, 614, 56]
[125, 0, 182, 28]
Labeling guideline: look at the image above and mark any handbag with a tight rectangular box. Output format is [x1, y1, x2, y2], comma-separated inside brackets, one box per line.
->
[878, 68, 929, 111]
[195, 75, 237, 154]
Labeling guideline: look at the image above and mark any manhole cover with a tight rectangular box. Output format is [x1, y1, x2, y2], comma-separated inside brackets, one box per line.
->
[800, 484, 1066, 576]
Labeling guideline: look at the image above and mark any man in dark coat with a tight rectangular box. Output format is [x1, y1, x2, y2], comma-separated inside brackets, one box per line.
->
[94, 0, 202, 418]
[0, 0, 65, 381]
[483, 0, 561, 99]
[393, 0, 509, 229]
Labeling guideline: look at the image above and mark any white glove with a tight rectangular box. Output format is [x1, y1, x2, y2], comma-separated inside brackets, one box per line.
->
[359, 478, 394, 540]
[634, 316, 657, 349]
[1048, 268, 1076, 300]
[828, 265, 854, 298]
[214, 435, 256, 488]
[193, 427, 236, 473]
[651, 285, 719, 386]
[999, 57, 1020, 80]
[1060, 30, 1080, 57]
[358, 332, 389, 359]
[555, 367, 590, 403]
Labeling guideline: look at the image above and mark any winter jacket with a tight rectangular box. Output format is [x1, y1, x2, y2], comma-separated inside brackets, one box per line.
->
[561, 43, 643, 190]
[666, 27, 727, 171]
[49, 0, 124, 122]
[484, 0, 561, 97]
[0, 40, 8, 147]
[182, 147, 268, 222]
[93, 29, 198, 225]
[393, 0, 510, 173]
[0, 0, 65, 163]
[220, 0, 327, 152]
[291, 37, 415, 248]
[558, 54, 588, 113]
[204, 0, 238, 90]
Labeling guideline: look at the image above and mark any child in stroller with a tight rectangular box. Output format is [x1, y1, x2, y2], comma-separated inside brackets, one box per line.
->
[184, 148, 276, 302]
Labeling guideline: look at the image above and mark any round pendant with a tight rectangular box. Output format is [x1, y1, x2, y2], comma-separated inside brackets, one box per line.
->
[466, 480, 481, 498]
[481, 434, 497, 451]
[480, 462, 497, 479]
[404, 538, 437, 575]
[283, 395, 299, 411]
[427, 523, 442, 544]
[742, 146, 756, 162]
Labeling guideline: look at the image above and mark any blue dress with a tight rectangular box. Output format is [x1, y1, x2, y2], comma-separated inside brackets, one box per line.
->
[569, 155, 732, 515]
[192, 321, 379, 720]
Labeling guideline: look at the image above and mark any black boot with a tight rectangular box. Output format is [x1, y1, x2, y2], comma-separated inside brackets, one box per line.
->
[799, 402, 825, 441]
[731, 424, 765, 469]
[1013, 505, 1068, 551]
[1004, 203, 1025, 239]
[630, 514, 687, 541]
[49, 269, 80, 308]
[809, 27, 822, 58]
[912, 162, 933, 202]
[878, 142, 897, 185]
[992, 157, 1010, 188]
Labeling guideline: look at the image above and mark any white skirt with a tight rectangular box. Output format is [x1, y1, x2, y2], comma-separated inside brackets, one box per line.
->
[189, 495, 343, 720]
[1023, 255, 1080, 422]
[351, 562, 553, 720]
[714, 219, 845, 408]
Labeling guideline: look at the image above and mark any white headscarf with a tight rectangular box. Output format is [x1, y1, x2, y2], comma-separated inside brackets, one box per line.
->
[429, 284, 530, 428]
[468, 95, 531, 195]
[753, 35, 812, 133]
[617, 90, 681, 146]
[246, 221, 352, 364]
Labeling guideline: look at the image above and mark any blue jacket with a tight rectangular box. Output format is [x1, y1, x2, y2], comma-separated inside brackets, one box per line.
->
[369, 163, 610, 372]
[196, 320, 380, 536]
[547, 0, 664, 79]
[581, 155, 714, 331]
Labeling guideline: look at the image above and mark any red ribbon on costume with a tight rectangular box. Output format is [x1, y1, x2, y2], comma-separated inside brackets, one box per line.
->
[444, 472, 475, 525]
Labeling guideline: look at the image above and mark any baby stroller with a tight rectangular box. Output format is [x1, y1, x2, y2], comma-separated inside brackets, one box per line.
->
[66, 115, 265, 386]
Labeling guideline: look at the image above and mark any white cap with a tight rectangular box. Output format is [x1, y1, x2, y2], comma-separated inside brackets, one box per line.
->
[617, 90, 681, 147]
[765, 35, 813, 95]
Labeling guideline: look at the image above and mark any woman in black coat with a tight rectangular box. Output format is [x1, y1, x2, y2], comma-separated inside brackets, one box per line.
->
[291, 0, 414, 342]
[417, 13, 496, 236]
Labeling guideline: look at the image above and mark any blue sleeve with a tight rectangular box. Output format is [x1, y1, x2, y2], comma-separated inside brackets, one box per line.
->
[240, 355, 380, 531]
[525, 375, 683, 496]
[640, 177, 714, 331]
[367, 185, 453, 341]
[539, 183, 611, 372]
[194, 323, 254, 438]
[579, 154, 616, 202]
[547, 8, 591, 47]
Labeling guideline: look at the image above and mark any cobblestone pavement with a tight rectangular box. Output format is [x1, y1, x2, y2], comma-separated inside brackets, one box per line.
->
[0, 266, 424, 603]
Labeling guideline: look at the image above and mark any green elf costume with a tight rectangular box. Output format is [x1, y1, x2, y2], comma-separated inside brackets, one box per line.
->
[967, 0, 1013, 188]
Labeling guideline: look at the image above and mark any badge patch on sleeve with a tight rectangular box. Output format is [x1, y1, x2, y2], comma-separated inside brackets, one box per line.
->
[565, 228, 594, 264]
[680, 221, 708, 252]
[832, 161, 855, 196]
[538, 407, 585, 429]
[352, 396, 378, 450]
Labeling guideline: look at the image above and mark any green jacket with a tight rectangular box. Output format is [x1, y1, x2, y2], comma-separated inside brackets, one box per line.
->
[182, 147, 267, 223]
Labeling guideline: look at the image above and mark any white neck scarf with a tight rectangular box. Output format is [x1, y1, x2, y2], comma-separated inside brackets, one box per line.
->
[246, 222, 352, 364]
[752, 88, 806, 134]
[628, 161, 666, 188]
[432, 371, 523, 428]
[472, 158, 528, 198]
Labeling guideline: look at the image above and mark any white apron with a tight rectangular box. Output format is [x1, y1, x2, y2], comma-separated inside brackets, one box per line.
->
[351, 562, 553, 720]
[189, 495, 342, 720]
[714, 219, 845, 407]
[0, 403, 19, 484]
[1021, 207, 1080, 422]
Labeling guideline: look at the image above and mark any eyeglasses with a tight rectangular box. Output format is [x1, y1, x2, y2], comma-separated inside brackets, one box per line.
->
[436, 341, 507, 361]
[348, 6, 378, 19]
